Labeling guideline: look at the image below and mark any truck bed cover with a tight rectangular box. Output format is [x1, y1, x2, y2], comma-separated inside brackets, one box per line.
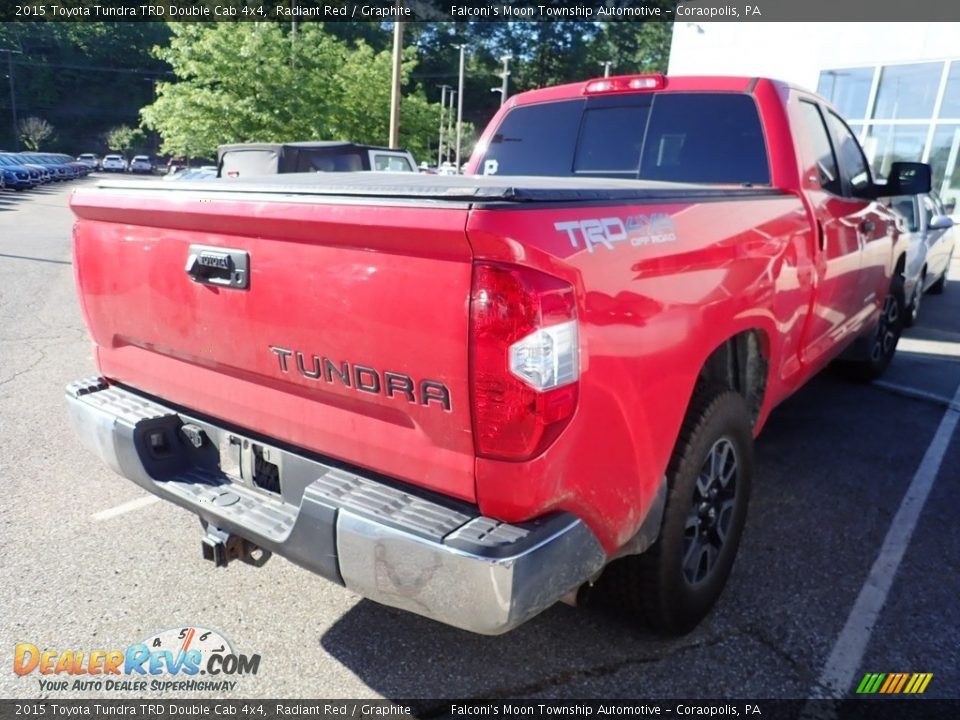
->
[94, 173, 784, 204]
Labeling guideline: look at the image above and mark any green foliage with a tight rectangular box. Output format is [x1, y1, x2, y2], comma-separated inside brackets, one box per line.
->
[17, 116, 54, 150]
[0, 20, 672, 161]
[104, 125, 146, 157]
[0, 23, 171, 152]
[141, 23, 455, 163]
[409, 20, 673, 136]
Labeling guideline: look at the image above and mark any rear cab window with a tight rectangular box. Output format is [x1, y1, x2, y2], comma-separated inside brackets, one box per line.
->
[479, 92, 770, 185]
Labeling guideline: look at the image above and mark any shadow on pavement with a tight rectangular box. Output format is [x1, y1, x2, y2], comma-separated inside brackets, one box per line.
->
[319, 594, 689, 701]
[319, 371, 946, 700]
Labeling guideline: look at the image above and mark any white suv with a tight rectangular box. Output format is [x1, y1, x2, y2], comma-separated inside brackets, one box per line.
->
[101, 155, 127, 173]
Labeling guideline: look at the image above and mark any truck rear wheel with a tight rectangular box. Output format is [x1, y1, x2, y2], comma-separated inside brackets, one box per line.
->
[594, 388, 753, 634]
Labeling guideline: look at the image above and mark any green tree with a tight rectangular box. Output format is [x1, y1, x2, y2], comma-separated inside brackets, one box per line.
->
[0, 23, 171, 152]
[407, 20, 673, 142]
[104, 124, 146, 158]
[141, 23, 450, 163]
[17, 116, 54, 150]
[584, 22, 673, 77]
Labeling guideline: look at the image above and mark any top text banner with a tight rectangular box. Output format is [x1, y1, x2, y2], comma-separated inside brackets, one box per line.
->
[5, 0, 960, 22]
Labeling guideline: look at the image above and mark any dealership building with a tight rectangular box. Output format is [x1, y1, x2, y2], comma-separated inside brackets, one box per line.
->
[669, 22, 960, 209]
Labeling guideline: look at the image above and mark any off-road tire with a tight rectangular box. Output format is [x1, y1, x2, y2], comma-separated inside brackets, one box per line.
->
[928, 271, 946, 295]
[591, 388, 754, 635]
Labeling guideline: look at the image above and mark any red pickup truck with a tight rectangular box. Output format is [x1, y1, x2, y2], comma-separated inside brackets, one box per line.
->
[67, 75, 930, 635]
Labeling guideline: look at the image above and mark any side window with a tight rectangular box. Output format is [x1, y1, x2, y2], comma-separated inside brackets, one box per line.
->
[826, 111, 872, 194]
[373, 154, 413, 172]
[891, 196, 918, 232]
[922, 195, 936, 227]
[480, 99, 584, 176]
[798, 100, 841, 195]
[931, 192, 946, 216]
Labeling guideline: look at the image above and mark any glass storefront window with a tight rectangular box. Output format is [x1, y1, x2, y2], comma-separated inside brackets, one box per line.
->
[939, 63, 960, 119]
[817, 68, 874, 120]
[873, 62, 943, 120]
[862, 125, 929, 179]
[928, 124, 960, 212]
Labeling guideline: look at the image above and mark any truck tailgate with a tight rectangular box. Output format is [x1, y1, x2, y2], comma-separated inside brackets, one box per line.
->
[70, 186, 476, 501]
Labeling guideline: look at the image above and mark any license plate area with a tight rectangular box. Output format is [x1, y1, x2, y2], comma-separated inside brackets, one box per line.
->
[218, 433, 283, 495]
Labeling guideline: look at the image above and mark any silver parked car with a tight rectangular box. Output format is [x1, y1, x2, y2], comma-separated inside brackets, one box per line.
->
[890, 191, 956, 326]
[76, 153, 100, 170]
[129, 155, 154, 174]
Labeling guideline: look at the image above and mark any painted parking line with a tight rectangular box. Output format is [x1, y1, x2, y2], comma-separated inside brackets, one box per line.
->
[92, 495, 160, 522]
[810, 379, 960, 700]
[874, 380, 960, 411]
[896, 337, 960, 358]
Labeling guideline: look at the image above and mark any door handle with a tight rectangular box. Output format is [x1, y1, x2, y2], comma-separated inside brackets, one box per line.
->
[185, 245, 250, 289]
[816, 219, 825, 251]
[860, 219, 876, 234]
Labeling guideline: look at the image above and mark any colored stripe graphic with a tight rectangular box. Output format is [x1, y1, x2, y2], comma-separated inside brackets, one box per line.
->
[856, 673, 932, 694]
[906, 673, 934, 694]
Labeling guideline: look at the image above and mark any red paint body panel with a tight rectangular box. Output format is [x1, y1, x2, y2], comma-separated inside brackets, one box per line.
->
[71, 195, 477, 501]
[466, 197, 815, 546]
[70, 76, 905, 554]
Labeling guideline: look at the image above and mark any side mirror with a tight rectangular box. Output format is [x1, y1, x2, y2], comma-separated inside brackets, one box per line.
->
[929, 214, 954, 230]
[885, 162, 932, 196]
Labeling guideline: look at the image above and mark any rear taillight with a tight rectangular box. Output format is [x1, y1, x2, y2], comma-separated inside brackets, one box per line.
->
[470, 262, 580, 461]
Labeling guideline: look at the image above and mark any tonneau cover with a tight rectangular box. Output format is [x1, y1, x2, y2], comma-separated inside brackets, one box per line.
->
[95, 173, 783, 204]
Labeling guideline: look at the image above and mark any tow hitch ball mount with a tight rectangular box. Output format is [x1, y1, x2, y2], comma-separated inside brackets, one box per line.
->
[200, 525, 270, 568]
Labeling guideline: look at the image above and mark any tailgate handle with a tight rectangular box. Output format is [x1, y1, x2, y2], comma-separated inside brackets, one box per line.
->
[185, 245, 249, 289]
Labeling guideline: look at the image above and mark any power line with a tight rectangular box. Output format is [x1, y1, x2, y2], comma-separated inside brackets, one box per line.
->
[10, 58, 173, 77]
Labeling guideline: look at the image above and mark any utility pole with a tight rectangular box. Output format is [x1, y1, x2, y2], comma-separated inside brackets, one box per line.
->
[498, 54, 512, 107]
[437, 85, 450, 167]
[388, 18, 404, 148]
[600, 60, 614, 78]
[446, 90, 456, 165]
[455, 44, 466, 173]
[2, 49, 22, 150]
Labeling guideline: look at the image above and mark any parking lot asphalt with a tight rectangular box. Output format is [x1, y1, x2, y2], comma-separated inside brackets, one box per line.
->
[0, 178, 958, 702]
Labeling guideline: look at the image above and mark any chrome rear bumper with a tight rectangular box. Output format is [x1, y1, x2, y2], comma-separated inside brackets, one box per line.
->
[66, 378, 606, 634]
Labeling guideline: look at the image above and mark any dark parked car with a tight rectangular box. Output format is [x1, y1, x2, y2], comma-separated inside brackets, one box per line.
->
[19, 153, 77, 181]
[46, 153, 91, 177]
[19, 153, 75, 183]
[0, 154, 38, 190]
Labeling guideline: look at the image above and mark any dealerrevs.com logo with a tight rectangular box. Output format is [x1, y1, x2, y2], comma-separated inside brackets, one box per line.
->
[14, 626, 260, 693]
